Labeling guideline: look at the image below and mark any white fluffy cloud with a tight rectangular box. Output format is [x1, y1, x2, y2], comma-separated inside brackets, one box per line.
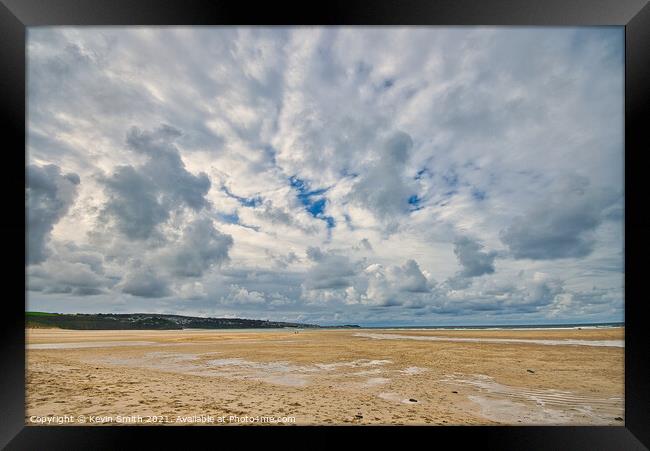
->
[26, 27, 624, 325]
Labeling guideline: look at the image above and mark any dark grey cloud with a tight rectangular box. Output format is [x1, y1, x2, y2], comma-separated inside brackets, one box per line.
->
[453, 236, 497, 277]
[265, 250, 299, 269]
[356, 238, 373, 251]
[54, 242, 106, 274]
[26, 164, 80, 264]
[436, 272, 563, 316]
[99, 165, 169, 240]
[394, 260, 430, 293]
[554, 286, 623, 318]
[304, 248, 358, 290]
[444, 276, 473, 291]
[349, 132, 417, 223]
[27, 253, 112, 297]
[306, 246, 324, 262]
[218, 267, 305, 301]
[524, 279, 562, 306]
[162, 218, 233, 277]
[99, 126, 211, 240]
[121, 267, 171, 298]
[126, 126, 211, 210]
[570, 287, 620, 306]
[500, 177, 619, 260]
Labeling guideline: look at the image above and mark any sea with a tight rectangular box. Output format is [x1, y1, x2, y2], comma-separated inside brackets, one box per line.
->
[362, 322, 624, 331]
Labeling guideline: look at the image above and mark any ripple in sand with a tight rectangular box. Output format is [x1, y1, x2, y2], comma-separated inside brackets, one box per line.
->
[87, 352, 395, 387]
[401, 366, 427, 375]
[441, 373, 623, 424]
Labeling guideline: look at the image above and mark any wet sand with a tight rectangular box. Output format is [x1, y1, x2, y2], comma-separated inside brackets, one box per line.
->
[26, 327, 624, 426]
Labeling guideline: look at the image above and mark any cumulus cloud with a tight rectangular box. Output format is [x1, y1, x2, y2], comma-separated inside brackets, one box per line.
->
[547, 286, 623, 318]
[253, 199, 319, 234]
[221, 285, 267, 305]
[442, 271, 564, 315]
[99, 125, 211, 240]
[520, 272, 564, 308]
[26, 240, 119, 297]
[356, 238, 373, 251]
[120, 267, 171, 298]
[348, 131, 417, 226]
[161, 218, 233, 277]
[391, 260, 430, 293]
[500, 176, 619, 260]
[453, 236, 497, 277]
[25, 28, 623, 325]
[304, 248, 358, 290]
[265, 249, 299, 269]
[362, 259, 432, 306]
[28, 260, 108, 296]
[98, 165, 169, 240]
[26, 164, 80, 264]
[126, 126, 211, 210]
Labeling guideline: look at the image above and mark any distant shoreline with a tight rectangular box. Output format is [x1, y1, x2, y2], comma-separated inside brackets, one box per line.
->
[26, 312, 622, 331]
[361, 323, 624, 331]
[24, 312, 326, 330]
[25, 325, 624, 333]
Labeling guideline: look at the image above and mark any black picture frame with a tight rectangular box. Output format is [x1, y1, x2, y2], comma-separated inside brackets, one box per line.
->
[2, 0, 648, 449]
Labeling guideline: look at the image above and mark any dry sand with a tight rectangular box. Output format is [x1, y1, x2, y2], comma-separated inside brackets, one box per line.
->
[25, 327, 624, 426]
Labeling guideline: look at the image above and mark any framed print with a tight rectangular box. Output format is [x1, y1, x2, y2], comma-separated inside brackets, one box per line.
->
[2, 0, 649, 449]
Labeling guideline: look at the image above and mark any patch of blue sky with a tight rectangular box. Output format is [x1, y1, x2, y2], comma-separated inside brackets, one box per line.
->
[222, 186, 262, 208]
[307, 198, 327, 216]
[217, 212, 239, 224]
[471, 188, 487, 201]
[408, 194, 424, 212]
[216, 211, 260, 232]
[289, 176, 336, 228]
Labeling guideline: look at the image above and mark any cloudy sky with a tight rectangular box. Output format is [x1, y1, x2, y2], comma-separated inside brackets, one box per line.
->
[26, 27, 624, 326]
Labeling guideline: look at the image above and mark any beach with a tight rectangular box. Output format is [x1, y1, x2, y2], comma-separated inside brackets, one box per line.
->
[26, 327, 624, 426]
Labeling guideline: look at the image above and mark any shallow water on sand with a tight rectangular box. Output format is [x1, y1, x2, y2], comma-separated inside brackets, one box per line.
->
[441, 373, 623, 424]
[27, 341, 156, 349]
[354, 332, 624, 347]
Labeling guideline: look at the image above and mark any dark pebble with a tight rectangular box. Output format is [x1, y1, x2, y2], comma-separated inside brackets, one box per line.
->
[452, 391, 458, 394]
[615, 417, 623, 421]
[409, 398, 418, 403]
[527, 369, 535, 373]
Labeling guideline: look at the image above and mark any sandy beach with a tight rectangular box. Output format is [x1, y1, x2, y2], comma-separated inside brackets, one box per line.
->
[26, 327, 624, 426]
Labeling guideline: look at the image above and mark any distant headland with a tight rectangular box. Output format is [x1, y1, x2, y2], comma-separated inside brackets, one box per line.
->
[24, 311, 356, 330]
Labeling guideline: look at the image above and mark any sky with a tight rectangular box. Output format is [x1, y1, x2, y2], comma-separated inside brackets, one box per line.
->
[25, 27, 624, 326]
